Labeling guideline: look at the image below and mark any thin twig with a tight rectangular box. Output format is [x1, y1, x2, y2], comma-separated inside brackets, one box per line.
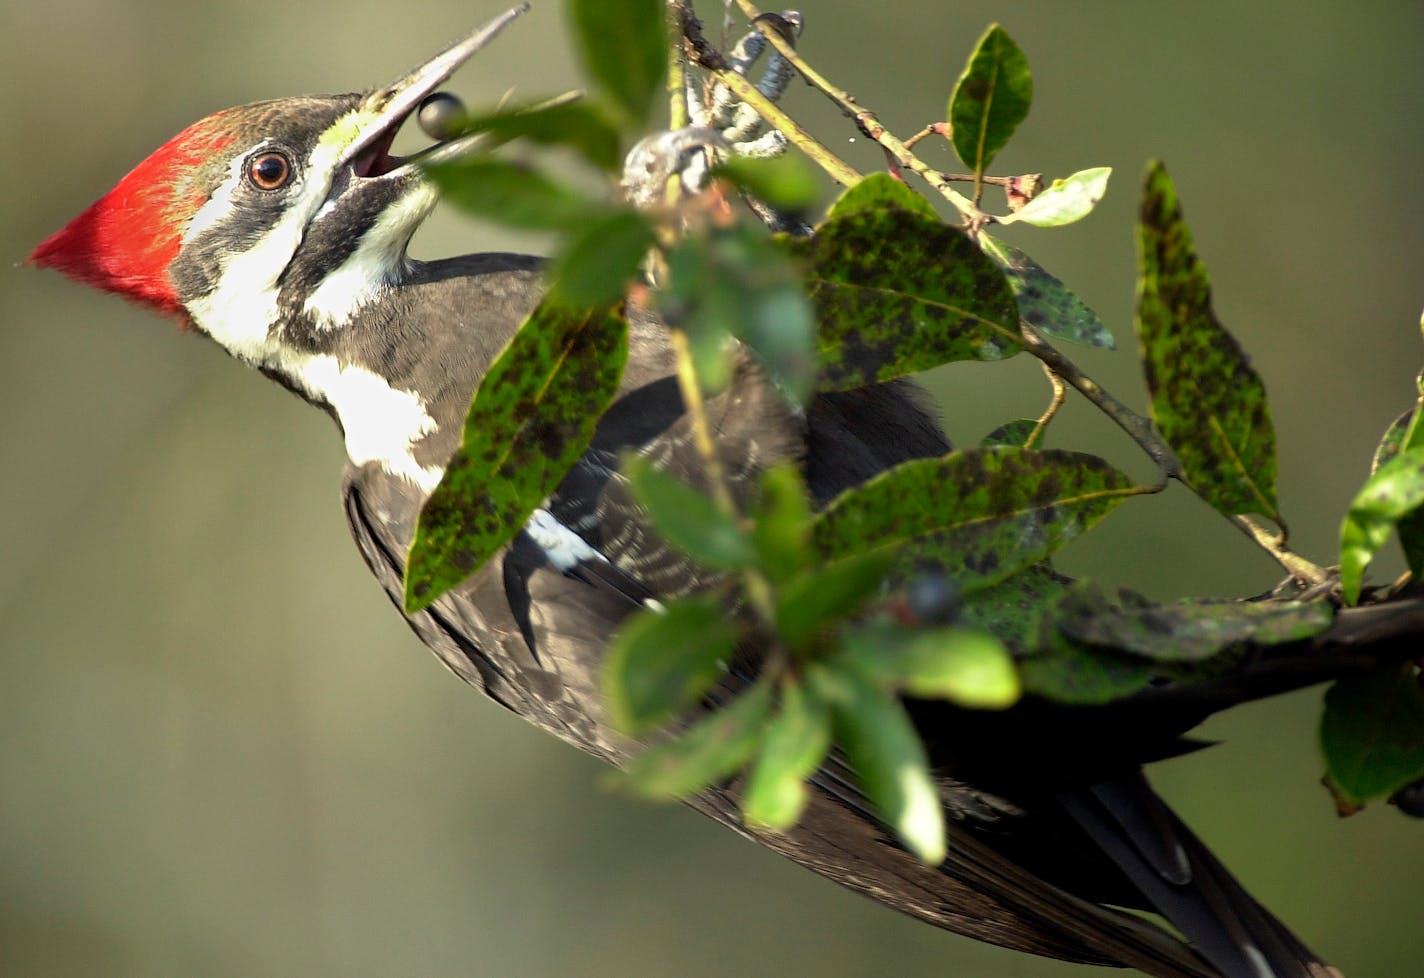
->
[1027, 363, 1068, 449]
[727, 0, 981, 221]
[676, 2, 862, 186]
[665, 1, 690, 130]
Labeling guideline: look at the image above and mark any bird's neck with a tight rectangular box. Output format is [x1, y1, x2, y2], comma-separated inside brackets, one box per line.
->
[201, 252, 546, 493]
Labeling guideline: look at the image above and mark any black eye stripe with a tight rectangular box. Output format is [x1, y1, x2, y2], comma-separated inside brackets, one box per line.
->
[247, 151, 294, 191]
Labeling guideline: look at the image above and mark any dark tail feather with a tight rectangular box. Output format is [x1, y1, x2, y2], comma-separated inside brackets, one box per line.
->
[1060, 772, 1340, 978]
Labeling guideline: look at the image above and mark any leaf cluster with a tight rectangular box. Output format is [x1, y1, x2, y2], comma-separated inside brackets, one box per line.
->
[402, 2, 1424, 856]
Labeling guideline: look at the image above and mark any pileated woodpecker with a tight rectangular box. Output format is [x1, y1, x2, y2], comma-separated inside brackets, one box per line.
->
[30, 10, 1342, 978]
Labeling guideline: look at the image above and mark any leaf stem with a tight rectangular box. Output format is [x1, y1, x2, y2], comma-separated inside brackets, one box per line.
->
[675, 2, 861, 186]
[724, 0, 982, 222]
[665, 0, 690, 130]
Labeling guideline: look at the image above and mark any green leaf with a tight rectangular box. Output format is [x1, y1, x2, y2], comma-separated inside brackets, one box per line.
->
[463, 99, 623, 171]
[1136, 160, 1280, 522]
[980, 419, 1038, 448]
[947, 24, 1033, 176]
[662, 226, 816, 402]
[1055, 590, 1335, 662]
[794, 207, 1021, 391]
[1018, 633, 1159, 705]
[620, 453, 755, 572]
[742, 681, 833, 830]
[619, 679, 774, 799]
[997, 167, 1111, 227]
[569, 0, 666, 126]
[1370, 403, 1424, 584]
[751, 464, 815, 584]
[845, 624, 1020, 708]
[550, 210, 656, 306]
[427, 158, 608, 229]
[714, 154, 821, 214]
[955, 563, 1072, 653]
[1340, 447, 1424, 604]
[813, 664, 945, 864]
[811, 448, 1140, 591]
[405, 304, 627, 611]
[979, 236, 1114, 349]
[774, 549, 899, 649]
[1321, 665, 1424, 807]
[603, 597, 742, 734]
[824, 173, 939, 222]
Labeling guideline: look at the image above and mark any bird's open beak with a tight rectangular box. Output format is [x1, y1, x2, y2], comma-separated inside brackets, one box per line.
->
[343, 3, 529, 179]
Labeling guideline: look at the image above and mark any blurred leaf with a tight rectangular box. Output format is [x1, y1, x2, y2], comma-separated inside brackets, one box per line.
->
[742, 681, 833, 830]
[550, 210, 655, 306]
[980, 418, 1038, 448]
[621, 453, 755, 571]
[463, 99, 623, 171]
[751, 463, 815, 585]
[405, 304, 627, 611]
[427, 158, 608, 229]
[1136, 160, 1279, 522]
[569, 0, 666, 126]
[812, 664, 945, 864]
[845, 623, 1019, 708]
[662, 226, 815, 402]
[794, 207, 1021, 391]
[1340, 447, 1424, 604]
[775, 548, 899, 649]
[603, 596, 741, 734]
[619, 679, 774, 798]
[979, 236, 1114, 349]
[811, 448, 1140, 590]
[955, 563, 1072, 652]
[998, 167, 1111, 227]
[947, 24, 1032, 176]
[1056, 590, 1334, 662]
[824, 173, 939, 221]
[1370, 403, 1424, 586]
[715, 154, 821, 214]
[1322, 665, 1424, 808]
[1018, 632, 1158, 705]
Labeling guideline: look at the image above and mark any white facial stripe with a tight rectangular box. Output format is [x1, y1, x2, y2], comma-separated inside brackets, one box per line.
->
[182, 119, 360, 362]
[180, 109, 445, 493]
[286, 353, 444, 493]
[302, 181, 438, 330]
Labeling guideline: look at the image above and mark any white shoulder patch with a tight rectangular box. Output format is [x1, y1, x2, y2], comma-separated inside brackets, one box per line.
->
[525, 508, 606, 571]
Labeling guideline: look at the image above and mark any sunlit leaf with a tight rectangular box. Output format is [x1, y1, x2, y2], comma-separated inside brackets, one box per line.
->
[824, 173, 939, 222]
[1340, 447, 1424, 604]
[794, 208, 1021, 391]
[619, 680, 774, 799]
[405, 304, 627, 611]
[1370, 403, 1424, 586]
[603, 596, 741, 734]
[812, 664, 945, 864]
[621, 453, 755, 571]
[811, 448, 1140, 591]
[947, 24, 1032, 177]
[569, 0, 666, 126]
[742, 681, 833, 830]
[1322, 665, 1424, 808]
[1136, 160, 1279, 522]
[998, 167, 1111, 228]
[979, 236, 1114, 349]
[845, 624, 1019, 708]
[980, 418, 1038, 448]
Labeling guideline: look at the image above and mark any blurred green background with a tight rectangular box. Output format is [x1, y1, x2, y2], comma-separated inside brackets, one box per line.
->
[4, 1, 1423, 975]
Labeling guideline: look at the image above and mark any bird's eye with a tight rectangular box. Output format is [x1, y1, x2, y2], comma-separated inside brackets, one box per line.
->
[247, 151, 294, 191]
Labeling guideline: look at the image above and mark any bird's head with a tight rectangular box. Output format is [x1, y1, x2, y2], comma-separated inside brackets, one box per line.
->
[29, 7, 526, 364]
